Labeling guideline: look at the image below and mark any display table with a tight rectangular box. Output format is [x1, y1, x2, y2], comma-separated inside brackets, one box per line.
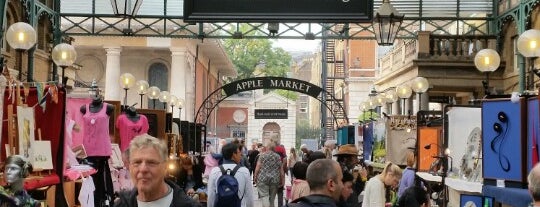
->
[482, 185, 532, 207]
[445, 178, 482, 207]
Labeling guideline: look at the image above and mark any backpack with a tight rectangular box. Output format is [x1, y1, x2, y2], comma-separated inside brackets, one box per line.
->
[215, 165, 243, 207]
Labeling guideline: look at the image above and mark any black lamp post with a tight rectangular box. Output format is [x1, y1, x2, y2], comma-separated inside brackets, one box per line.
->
[372, 0, 404, 46]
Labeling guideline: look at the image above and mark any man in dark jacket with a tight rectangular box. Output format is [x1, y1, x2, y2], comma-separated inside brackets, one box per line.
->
[113, 134, 199, 207]
[287, 159, 343, 207]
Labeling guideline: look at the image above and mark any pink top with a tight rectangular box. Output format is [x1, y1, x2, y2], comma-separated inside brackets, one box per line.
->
[116, 114, 149, 152]
[82, 103, 112, 156]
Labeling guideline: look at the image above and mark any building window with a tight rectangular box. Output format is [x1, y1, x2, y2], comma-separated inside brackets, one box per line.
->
[513, 36, 519, 73]
[148, 62, 169, 109]
[299, 102, 308, 113]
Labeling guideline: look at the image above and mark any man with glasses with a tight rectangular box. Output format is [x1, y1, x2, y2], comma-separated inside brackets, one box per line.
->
[114, 134, 200, 207]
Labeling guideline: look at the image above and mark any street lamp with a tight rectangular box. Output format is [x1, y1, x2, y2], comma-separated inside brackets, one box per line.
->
[177, 97, 185, 120]
[5, 22, 37, 81]
[51, 43, 78, 85]
[135, 80, 149, 108]
[396, 84, 412, 115]
[474, 49, 501, 95]
[119, 73, 136, 109]
[110, 0, 143, 17]
[169, 95, 178, 114]
[372, 0, 404, 46]
[159, 91, 170, 109]
[411, 77, 430, 111]
[517, 29, 540, 91]
[385, 89, 398, 115]
[147, 86, 160, 109]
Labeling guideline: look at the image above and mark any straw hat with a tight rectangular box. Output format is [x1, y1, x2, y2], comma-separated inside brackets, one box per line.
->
[334, 144, 358, 156]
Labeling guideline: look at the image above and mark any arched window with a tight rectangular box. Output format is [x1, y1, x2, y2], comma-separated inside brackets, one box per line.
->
[148, 62, 169, 109]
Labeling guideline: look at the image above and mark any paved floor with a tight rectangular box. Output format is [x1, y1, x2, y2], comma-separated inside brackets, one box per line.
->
[252, 174, 291, 207]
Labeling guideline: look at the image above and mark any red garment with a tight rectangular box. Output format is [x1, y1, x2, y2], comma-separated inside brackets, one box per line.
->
[116, 114, 149, 152]
[82, 103, 112, 156]
[275, 144, 287, 159]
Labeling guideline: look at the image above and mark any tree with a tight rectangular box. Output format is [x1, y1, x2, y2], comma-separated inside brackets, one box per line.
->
[296, 119, 321, 148]
[223, 24, 292, 80]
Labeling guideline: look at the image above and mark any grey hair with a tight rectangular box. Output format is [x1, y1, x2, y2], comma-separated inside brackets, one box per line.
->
[529, 163, 540, 201]
[306, 159, 340, 191]
[128, 134, 168, 162]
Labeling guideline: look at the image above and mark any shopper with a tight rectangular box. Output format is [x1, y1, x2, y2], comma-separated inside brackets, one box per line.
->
[335, 144, 365, 207]
[290, 161, 310, 201]
[288, 147, 299, 181]
[338, 172, 355, 207]
[114, 134, 199, 207]
[287, 159, 344, 207]
[397, 151, 417, 198]
[207, 142, 254, 207]
[254, 141, 283, 207]
[362, 162, 402, 207]
[528, 163, 540, 206]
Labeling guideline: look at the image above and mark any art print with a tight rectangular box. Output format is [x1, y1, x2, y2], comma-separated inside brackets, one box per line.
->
[17, 106, 35, 159]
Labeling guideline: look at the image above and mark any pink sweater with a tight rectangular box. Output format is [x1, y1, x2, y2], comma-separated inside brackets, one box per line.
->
[82, 103, 112, 156]
[115, 114, 149, 152]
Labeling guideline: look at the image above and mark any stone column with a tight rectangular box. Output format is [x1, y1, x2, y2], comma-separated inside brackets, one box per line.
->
[170, 47, 187, 119]
[104, 47, 122, 101]
[185, 53, 196, 122]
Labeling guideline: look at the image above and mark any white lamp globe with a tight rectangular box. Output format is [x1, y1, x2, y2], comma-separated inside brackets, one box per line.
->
[517, 29, 540, 57]
[474, 49, 501, 72]
[411, 77, 430, 93]
[147, 86, 161, 99]
[136, 80, 149, 95]
[177, 98, 185, 109]
[385, 89, 398, 103]
[159, 91, 170, 103]
[169, 95, 178, 107]
[396, 85, 412, 99]
[51, 43, 77, 67]
[6, 22, 37, 50]
[119, 73, 136, 89]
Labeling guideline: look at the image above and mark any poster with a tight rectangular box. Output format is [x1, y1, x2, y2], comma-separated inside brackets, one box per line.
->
[385, 116, 417, 166]
[31, 140, 53, 170]
[17, 106, 35, 159]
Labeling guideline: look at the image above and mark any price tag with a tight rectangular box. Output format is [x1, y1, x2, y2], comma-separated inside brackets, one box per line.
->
[496, 179, 505, 188]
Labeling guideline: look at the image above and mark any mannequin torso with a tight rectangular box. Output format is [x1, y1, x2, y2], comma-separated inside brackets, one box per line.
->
[125, 106, 140, 122]
[80, 96, 114, 116]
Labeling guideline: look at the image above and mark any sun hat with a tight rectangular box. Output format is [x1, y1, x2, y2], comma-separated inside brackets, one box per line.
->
[334, 144, 359, 156]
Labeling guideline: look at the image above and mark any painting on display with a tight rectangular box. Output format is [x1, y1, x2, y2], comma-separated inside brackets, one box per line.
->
[362, 122, 373, 162]
[528, 97, 539, 172]
[372, 119, 386, 163]
[482, 98, 527, 186]
[17, 106, 35, 159]
[447, 106, 482, 182]
[31, 140, 53, 170]
[385, 115, 417, 166]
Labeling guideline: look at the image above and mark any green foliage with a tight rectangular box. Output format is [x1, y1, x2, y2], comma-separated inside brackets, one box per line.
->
[296, 119, 321, 148]
[358, 111, 380, 122]
[223, 24, 292, 80]
[275, 89, 299, 101]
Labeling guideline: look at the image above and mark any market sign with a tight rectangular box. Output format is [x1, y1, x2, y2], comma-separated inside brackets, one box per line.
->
[254, 109, 288, 119]
[183, 0, 373, 23]
[222, 77, 323, 98]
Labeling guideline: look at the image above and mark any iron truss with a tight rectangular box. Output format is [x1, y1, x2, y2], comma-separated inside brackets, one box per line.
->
[60, 15, 494, 40]
[56, 0, 497, 39]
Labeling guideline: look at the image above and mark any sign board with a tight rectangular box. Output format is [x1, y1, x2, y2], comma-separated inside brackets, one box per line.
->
[222, 77, 322, 98]
[184, 0, 373, 23]
[255, 109, 288, 119]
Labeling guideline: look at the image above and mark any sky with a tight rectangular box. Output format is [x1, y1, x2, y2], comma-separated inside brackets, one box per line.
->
[273, 39, 322, 53]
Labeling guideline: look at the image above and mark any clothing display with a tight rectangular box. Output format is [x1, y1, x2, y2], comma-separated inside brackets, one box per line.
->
[82, 102, 112, 157]
[116, 113, 149, 152]
[78, 176, 95, 207]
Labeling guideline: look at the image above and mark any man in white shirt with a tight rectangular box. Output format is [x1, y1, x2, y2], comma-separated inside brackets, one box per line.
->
[208, 142, 254, 207]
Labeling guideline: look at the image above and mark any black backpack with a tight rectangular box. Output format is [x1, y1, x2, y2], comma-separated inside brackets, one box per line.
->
[215, 165, 243, 207]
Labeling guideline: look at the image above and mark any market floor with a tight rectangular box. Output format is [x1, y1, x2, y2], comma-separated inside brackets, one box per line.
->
[252, 174, 291, 207]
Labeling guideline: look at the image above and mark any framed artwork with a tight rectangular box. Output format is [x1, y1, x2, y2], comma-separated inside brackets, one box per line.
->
[417, 126, 441, 172]
[528, 97, 539, 172]
[460, 194, 483, 207]
[482, 98, 527, 186]
[446, 106, 482, 182]
[17, 106, 35, 159]
[104, 100, 121, 143]
[362, 122, 373, 162]
[31, 140, 53, 170]
[386, 115, 417, 166]
[137, 109, 167, 140]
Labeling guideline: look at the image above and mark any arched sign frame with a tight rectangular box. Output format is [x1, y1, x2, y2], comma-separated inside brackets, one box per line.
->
[195, 76, 349, 138]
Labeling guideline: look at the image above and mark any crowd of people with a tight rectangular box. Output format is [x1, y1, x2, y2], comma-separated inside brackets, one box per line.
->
[105, 134, 540, 207]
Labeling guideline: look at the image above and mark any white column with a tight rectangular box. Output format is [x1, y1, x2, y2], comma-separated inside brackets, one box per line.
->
[104, 47, 122, 101]
[185, 53, 196, 122]
[170, 47, 187, 119]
